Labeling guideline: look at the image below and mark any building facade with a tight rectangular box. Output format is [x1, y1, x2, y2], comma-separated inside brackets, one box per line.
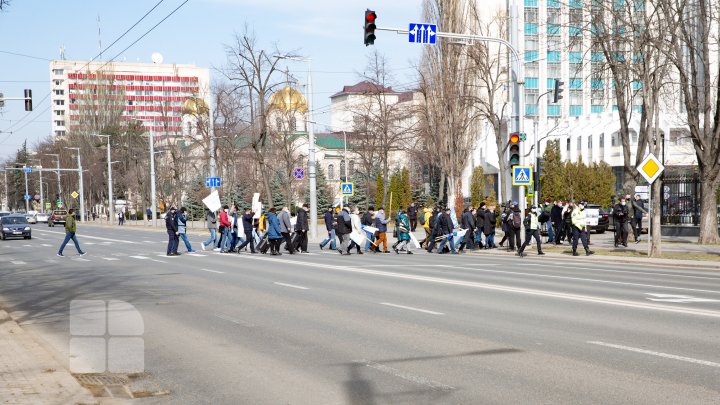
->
[49, 59, 210, 138]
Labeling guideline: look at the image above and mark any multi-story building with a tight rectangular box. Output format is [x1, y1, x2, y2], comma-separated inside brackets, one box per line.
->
[49, 59, 210, 138]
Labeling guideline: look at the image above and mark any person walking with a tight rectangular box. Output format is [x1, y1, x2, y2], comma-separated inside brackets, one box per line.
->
[475, 203, 486, 248]
[518, 205, 545, 257]
[278, 206, 294, 254]
[483, 205, 497, 248]
[458, 206, 476, 251]
[335, 206, 352, 255]
[631, 194, 647, 243]
[425, 208, 442, 253]
[437, 207, 457, 254]
[218, 205, 232, 253]
[506, 202, 522, 251]
[177, 207, 196, 253]
[265, 208, 284, 255]
[407, 202, 418, 232]
[295, 204, 309, 253]
[165, 206, 180, 256]
[551, 200, 564, 244]
[230, 204, 243, 252]
[561, 201, 574, 244]
[370, 207, 391, 253]
[394, 209, 413, 254]
[118, 211, 124, 226]
[319, 207, 337, 251]
[361, 206, 376, 252]
[200, 209, 218, 251]
[346, 206, 365, 255]
[571, 201, 592, 256]
[542, 198, 554, 243]
[613, 197, 630, 247]
[498, 203, 511, 248]
[419, 206, 433, 249]
[236, 208, 257, 254]
[57, 208, 86, 257]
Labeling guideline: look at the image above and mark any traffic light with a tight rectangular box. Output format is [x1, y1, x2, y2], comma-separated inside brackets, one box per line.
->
[24, 89, 32, 111]
[364, 9, 377, 46]
[14, 164, 20, 174]
[509, 132, 520, 167]
[552, 79, 564, 103]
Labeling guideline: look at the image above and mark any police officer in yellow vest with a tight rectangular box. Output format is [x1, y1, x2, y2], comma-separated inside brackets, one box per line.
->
[571, 201, 592, 256]
[517, 204, 545, 258]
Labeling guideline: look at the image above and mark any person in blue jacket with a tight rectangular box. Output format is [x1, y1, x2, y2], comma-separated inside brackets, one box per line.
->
[265, 208, 284, 255]
[394, 210, 413, 254]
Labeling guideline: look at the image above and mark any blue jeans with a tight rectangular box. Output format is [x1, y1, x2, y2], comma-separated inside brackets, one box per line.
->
[202, 229, 217, 248]
[320, 229, 336, 250]
[364, 230, 375, 251]
[546, 221, 554, 241]
[438, 235, 456, 253]
[486, 232, 495, 247]
[221, 227, 233, 252]
[58, 232, 82, 254]
[475, 227, 483, 245]
[179, 233, 193, 252]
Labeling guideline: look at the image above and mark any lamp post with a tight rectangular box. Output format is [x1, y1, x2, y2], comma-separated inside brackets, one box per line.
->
[64, 147, 85, 222]
[93, 134, 113, 222]
[30, 159, 44, 212]
[149, 128, 157, 227]
[43, 153, 62, 205]
[275, 55, 317, 240]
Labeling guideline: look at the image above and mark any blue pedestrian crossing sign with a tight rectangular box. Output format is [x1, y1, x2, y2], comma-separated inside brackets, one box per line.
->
[340, 182, 354, 196]
[409, 23, 437, 44]
[512, 166, 533, 186]
[205, 177, 221, 188]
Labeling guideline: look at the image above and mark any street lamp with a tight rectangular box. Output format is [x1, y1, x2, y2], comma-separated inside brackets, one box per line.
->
[30, 158, 44, 212]
[64, 147, 85, 222]
[275, 55, 317, 240]
[93, 134, 113, 222]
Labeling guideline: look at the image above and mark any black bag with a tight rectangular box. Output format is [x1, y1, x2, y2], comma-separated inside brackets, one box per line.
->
[257, 235, 270, 254]
[538, 212, 550, 223]
[290, 233, 301, 250]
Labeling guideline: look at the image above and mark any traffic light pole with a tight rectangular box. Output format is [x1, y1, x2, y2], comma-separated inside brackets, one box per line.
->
[23, 169, 29, 212]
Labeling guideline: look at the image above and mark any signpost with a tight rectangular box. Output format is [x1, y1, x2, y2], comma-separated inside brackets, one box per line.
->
[408, 23, 437, 44]
[292, 168, 305, 180]
[205, 177, 221, 188]
[340, 182, 354, 196]
[636, 153, 665, 256]
[512, 165, 532, 186]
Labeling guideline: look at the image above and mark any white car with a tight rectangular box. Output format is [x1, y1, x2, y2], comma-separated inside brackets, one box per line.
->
[25, 211, 38, 224]
[35, 212, 49, 223]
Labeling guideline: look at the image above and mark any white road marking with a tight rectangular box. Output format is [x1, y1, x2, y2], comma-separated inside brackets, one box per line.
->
[380, 302, 444, 315]
[521, 262, 720, 281]
[187, 253, 206, 257]
[10, 261, 26, 265]
[23, 244, 31, 247]
[645, 293, 720, 303]
[358, 360, 454, 391]
[200, 268, 225, 274]
[84, 242, 96, 245]
[41, 244, 51, 247]
[443, 265, 720, 296]
[102, 257, 120, 261]
[72, 258, 90, 262]
[587, 341, 720, 368]
[35, 230, 138, 244]
[213, 313, 255, 328]
[100, 242, 112, 245]
[236, 255, 720, 319]
[130, 255, 149, 260]
[273, 282, 309, 290]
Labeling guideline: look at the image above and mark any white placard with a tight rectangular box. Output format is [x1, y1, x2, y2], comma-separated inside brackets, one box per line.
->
[252, 193, 261, 219]
[350, 231, 367, 246]
[202, 190, 222, 212]
[409, 232, 421, 249]
[585, 208, 599, 226]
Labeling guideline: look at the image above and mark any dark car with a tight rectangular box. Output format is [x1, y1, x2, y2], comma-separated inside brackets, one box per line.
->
[48, 210, 67, 227]
[1, 215, 32, 240]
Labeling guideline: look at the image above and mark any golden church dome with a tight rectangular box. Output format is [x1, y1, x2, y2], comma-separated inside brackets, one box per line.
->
[183, 97, 209, 116]
[269, 86, 308, 113]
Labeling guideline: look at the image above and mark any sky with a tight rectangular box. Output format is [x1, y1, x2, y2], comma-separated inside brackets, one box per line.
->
[0, 0, 423, 160]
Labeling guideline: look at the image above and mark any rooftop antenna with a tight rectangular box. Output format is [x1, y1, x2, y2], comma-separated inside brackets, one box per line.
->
[59, 45, 66, 60]
[97, 15, 102, 60]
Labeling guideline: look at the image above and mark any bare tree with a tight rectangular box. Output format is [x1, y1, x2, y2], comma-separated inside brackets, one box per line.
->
[655, 0, 720, 244]
[222, 27, 295, 208]
[419, 0, 480, 209]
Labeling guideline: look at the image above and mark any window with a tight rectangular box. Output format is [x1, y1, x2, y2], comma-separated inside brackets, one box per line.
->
[54, 89, 64, 95]
[52, 69, 64, 75]
[577, 137, 582, 151]
[570, 78, 583, 89]
[588, 135, 593, 150]
[566, 138, 571, 152]
[54, 100, 65, 106]
[328, 164, 335, 180]
[524, 8, 538, 23]
[54, 80, 62, 85]
[547, 63, 561, 80]
[276, 117, 282, 132]
[591, 105, 604, 113]
[54, 120, 65, 126]
[611, 132, 620, 146]
[548, 105, 561, 117]
[340, 161, 346, 179]
[547, 36, 561, 52]
[525, 78, 539, 89]
[630, 130, 638, 144]
[669, 128, 690, 146]
[525, 23, 538, 35]
[55, 110, 65, 116]
[599, 133, 605, 148]
[55, 130, 66, 137]
[290, 117, 297, 132]
[570, 105, 583, 116]
[525, 62, 539, 77]
[349, 160, 355, 176]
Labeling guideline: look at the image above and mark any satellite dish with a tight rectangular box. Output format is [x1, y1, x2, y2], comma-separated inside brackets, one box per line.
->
[151, 52, 163, 64]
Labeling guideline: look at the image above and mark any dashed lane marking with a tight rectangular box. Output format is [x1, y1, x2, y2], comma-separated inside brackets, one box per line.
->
[273, 282, 309, 290]
[102, 257, 120, 261]
[588, 341, 720, 368]
[200, 268, 225, 274]
[379, 302, 444, 315]
[10, 261, 26, 265]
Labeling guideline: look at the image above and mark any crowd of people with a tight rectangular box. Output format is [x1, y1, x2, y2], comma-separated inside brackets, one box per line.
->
[156, 195, 648, 258]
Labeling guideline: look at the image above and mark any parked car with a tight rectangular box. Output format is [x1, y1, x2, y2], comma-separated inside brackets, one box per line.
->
[48, 210, 68, 227]
[25, 210, 38, 224]
[35, 212, 50, 223]
[1, 215, 31, 240]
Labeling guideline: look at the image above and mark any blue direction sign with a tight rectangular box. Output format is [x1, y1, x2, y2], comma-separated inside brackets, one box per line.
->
[512, 166, 533, 186]
[205, 177, 221, 188]
[23, 166, 32, 173]
[292, 167, 305, 180]
[409, 23, 437, 44]
[340, 182, 354, 196]
[24, 194, 30, 201]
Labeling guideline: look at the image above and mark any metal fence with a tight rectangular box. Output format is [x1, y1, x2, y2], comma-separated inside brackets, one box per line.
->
[660, 172, 701, 226]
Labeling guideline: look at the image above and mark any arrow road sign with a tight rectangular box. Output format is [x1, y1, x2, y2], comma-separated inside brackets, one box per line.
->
[409, 23, 438, 44]
[205, 177, 221, 188]
[24, 194, 30, 201]
[512, 166, 532, 186]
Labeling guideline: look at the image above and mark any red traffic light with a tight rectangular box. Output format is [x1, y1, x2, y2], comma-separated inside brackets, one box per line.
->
[366, 11, 376, 22]
[509, 133, 520, 143]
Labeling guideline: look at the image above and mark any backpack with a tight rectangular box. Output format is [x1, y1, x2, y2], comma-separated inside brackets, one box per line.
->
[512, 211, 522, 229]
[538, 211, 550, 223]
[419, 213, 426, 226]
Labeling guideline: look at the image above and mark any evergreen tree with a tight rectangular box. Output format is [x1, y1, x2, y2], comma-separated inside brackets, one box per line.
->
[400, 167, 412, 208]
[539, 140, 566, 202]
[375, 171, 385, 208]
[348, 172, 368, 208]
[183, 176, 205, 221]
[270, 170, 288, 209]
[306, 165, 333, 214]
[469, 166, 485, 207]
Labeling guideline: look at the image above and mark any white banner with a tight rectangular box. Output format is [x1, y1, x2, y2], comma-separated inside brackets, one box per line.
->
[409, 232, 421, 249]
[350, 231, 367, 246]
[585, 208, 599, 226]
[202, 190, 222, 212]
[252, 193, 261, 219]
[362, 225, 378, 234]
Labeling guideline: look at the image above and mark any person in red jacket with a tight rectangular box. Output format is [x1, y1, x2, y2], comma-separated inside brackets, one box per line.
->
[219, 205, 232, 253]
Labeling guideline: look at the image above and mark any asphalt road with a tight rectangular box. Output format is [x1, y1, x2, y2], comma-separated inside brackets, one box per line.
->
[1, 224, 719, 404]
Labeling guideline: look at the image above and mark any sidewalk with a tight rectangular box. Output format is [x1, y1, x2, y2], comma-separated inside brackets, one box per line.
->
[0, 310, 97, 405]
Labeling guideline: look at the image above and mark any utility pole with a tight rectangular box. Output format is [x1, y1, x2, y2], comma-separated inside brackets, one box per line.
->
[149, 129, 157, 227]
[64, 147, 85, 222]
[2, 169, 7, 211]
[94, 134, 113, 220]
[44, 154, 62, 206]
[23, 167, 29, 212]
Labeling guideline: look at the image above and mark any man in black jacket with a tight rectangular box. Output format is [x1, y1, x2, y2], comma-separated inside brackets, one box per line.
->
[613, 197, 630, 247]
[165, 206, 180, 256]
[295, 204, 309, 253]
[236, 209, 257, 254]
[407, 202, 418, 231]
[319, 207, 336, 250]
[459, 207, 476, 251]
[436, 208, 457, 254]
[475, 203, 486, 248]
[551, 201, 564, 244]
[361, 206, 375, 251]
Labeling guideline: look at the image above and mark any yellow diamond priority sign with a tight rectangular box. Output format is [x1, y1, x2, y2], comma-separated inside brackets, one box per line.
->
[71, 191, 79, 199]
[636, 153, 664, 184]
